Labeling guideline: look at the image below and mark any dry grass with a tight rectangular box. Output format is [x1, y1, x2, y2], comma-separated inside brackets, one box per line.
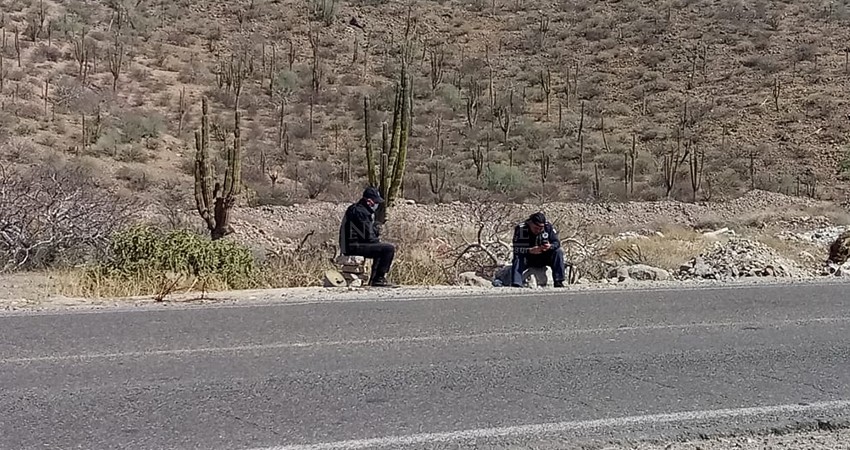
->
[742, 229, 827, 270]
[54, 268, 237, 299]
[603, 225, 711, 271]
[54, 237, 453, 299]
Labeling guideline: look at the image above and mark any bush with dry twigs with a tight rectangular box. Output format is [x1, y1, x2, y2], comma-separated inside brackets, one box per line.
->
[447, 200, 517, 279]
[546, 215, 612, 282]
[0, 161, 138, 272]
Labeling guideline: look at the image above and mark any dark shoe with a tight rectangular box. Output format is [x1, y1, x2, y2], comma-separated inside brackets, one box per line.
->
[553, 280, 565, 288]
[370, 276, 397, 288]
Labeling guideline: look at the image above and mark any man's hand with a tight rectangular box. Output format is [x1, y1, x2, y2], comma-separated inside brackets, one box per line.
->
[529, 243, 551, 255]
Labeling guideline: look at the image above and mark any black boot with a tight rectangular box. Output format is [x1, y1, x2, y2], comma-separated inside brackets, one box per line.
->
[370, 276, 398, 288]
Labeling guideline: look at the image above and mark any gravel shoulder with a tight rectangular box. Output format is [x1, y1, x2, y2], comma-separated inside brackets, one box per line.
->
[2, 274, 848, 314]
[587, 426, 850, 450]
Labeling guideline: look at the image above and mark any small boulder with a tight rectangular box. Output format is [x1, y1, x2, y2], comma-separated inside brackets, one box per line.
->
[458, 271, 492, 287]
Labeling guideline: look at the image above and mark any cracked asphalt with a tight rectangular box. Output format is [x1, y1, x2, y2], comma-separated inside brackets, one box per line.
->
[2, 282, 850, 449]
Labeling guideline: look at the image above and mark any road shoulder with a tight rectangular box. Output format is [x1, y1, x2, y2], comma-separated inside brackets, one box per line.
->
[2, 275, 848, 316]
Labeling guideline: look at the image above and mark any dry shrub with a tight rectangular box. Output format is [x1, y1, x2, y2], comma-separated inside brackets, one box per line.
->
[261, 252, 335, 288]
[604, 225, 709, 271]
[383, 220, 453, 284]
[444, 200, 517, 278]
[0, 161, 138, 272]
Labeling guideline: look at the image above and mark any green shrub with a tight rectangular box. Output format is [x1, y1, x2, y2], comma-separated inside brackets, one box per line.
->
[87, 226, 258, 289]
[484, 164, 528, 195]
[119, 110, 165, 144]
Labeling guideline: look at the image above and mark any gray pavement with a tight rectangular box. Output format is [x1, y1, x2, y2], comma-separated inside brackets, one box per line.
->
[2, 282, 850, 449]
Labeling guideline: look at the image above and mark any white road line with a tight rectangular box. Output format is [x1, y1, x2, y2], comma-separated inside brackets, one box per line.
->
[251, 400, 850, 450]
[3, 316, 848, 365]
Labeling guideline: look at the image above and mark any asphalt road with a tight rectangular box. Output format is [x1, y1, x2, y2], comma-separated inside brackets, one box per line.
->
[2, 282, 850, 450]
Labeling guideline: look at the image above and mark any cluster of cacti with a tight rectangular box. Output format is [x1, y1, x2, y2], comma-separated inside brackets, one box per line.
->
[363, 60, 412, 223]
[193, 97, 242, 240]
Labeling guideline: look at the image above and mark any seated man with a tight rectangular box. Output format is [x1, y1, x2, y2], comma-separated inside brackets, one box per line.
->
[510, 212, 567, 288]
[338, 186, 397, 287]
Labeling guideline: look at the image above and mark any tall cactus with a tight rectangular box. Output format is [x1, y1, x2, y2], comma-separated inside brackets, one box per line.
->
[364, 95, 378, 187]
[364, 58, 412, 224]
[194, 96, 242, 240]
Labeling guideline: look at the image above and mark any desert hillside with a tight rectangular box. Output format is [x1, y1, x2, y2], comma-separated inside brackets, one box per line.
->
[1, 0, 849, 207]
[3, 0, 850, 300]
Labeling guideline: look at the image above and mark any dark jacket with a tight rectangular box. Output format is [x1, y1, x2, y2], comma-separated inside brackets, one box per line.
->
[512, 221, 561, 259]
[339, 199, 380, 254]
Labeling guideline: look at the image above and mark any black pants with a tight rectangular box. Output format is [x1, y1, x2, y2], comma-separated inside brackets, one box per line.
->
[346, 243, 396, 281]
[510, 247, 566, 287]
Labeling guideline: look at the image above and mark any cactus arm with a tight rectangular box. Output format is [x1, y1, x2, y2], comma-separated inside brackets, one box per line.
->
[379, 121, 390, 201]
[388, 67, 410, 205]
[364, 96, 378, 187]
[224, 109, 242, 199]
[193, 97, 215, 231]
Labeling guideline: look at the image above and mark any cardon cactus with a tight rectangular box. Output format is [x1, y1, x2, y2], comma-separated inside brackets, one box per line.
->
[363, 59, 412, 224]
[194, 96, 242, 240]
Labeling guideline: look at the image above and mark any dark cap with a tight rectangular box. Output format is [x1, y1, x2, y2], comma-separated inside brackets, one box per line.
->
[363, 186, 384, 203]
[529, 212, 546, 225]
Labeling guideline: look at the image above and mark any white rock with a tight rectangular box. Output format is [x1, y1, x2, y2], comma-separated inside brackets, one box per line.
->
[703, 227, 734, 239]
[524, 266, 553, 287]
[457, 271, 492, 287]
[609, 264, 670, 281]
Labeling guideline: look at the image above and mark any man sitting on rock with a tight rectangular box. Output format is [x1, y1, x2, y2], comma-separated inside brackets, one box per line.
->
[510, 212, 567, 288]
[338, 186, 397, 287]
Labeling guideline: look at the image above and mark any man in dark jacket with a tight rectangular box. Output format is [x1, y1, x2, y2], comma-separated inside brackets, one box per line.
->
[510, 212, 567, 287]
[339, 186, 396, 287]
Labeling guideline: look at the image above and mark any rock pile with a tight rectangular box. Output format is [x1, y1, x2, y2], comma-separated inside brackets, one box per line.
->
[678, 237, 810, 280]
[778, 225, 850, 247]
